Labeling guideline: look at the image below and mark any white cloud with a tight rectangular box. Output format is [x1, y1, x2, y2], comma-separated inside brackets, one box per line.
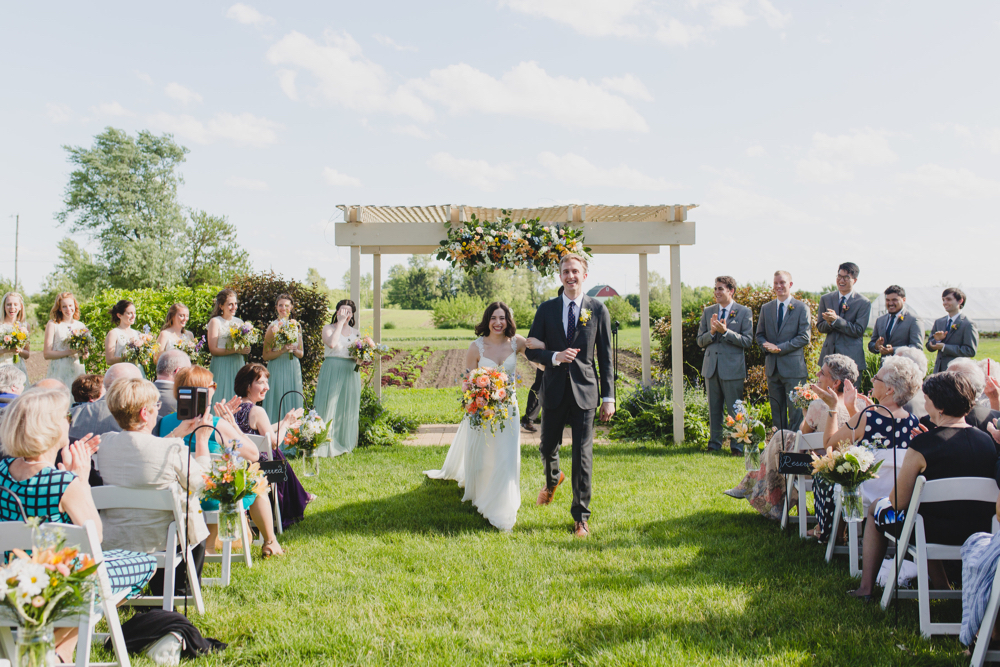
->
[323, 167, 363, 188]
[985, 128, 1000, 154]
[796, 128, 896, 183]
[165, 82, 202, 105]
[391, 124, 431, 139]
[147, 112, 281, 147]
[746, 145, 766, 157]
[46, 103, 72, 123]
[655, 19, 706, 46]
[266, 30, 433, 121]
[499, 0, 645, 38]
[600, 74, 653, 101]
[757, 0, 791, 29]
[91, 101, 134, 117]
[276, 70, 298, 101]
[707, 0, 751, 28]
[896, 164, 1000, 199]
[406, 61, 648, 132]
[135, 71, 153, 85]
[702, 183, 819, 225]
[225, 176, 269, 191]
[226, 3, 273, 26]
[537, 152, 677, 190]
[374, 34, 417, 52]
[427, 153, 517, 191]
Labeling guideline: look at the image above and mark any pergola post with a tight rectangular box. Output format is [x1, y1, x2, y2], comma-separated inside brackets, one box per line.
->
[373, 253, 382, 399]
[639, 253, 651, 387]
[670, 244, 684, 444]
[350, 245, 361, 326]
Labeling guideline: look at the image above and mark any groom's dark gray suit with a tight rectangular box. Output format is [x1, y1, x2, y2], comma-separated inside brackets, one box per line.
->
[526, 294, 614, 523]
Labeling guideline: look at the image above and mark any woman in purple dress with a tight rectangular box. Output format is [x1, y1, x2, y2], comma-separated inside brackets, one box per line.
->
[231, 363, 312, 529]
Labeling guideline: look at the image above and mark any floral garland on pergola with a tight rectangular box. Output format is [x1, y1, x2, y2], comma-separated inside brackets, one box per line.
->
[436, 210, 590, 276]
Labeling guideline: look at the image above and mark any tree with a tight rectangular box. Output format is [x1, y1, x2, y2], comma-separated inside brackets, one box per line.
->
[182, 210, 252, 287]
[647, 270, 670, 304]
[58, 127, 189, 289]
[36, 237, 106, 317]
[384, 256, 441, 309]
[341, 270, 374, 308]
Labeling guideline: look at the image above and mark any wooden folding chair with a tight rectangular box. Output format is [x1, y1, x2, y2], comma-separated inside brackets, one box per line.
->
[0, 520, 130, 667]
[90, 485, 205, 614]
[880, 476, 1000, 638]
[780, 431, 826, 538]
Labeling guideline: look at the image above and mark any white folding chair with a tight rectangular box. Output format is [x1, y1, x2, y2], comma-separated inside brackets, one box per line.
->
[0, 520, 130, 667]
[90, 485, 205, 614]
[246, 433, 282, 535]
[880, 476, 1000, 638]
[825, 487, 862, 577]
[780, 431, 826, 538]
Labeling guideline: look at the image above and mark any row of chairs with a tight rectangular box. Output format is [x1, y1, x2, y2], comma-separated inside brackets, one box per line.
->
[779, 430, 1000, 664]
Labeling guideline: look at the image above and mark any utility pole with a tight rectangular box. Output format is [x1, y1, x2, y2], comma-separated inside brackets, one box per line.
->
[11, 214, 18, 290]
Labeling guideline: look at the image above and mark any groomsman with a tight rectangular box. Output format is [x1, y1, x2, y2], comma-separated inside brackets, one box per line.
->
[868, 285, 923, 361]
[696, 276, 753, 454]
[756, 270, 811, 431]
[926, 287, 979, 373]
[816, 262, 871, 375]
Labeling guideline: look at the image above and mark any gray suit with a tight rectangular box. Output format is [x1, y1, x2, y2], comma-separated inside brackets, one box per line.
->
[926, 313, 979, 373]
[696, 303, 753, 452]
[867, 308, 924, 361]
[69, 397, 121, 441]
[816, 291, 871, 374]
[154, 379, 177, 415]
[755, 298, 811, 431]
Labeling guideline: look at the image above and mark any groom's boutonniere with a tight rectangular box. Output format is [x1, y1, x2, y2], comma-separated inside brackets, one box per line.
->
[579, 309, 592, 326]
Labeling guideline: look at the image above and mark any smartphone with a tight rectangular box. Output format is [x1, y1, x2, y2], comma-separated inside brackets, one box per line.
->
[176, 386, 209, 420]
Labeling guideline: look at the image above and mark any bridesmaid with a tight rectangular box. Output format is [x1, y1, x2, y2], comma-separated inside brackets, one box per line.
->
[0, 292, 30, 380]
[262, 293, 304, 423]
[44, 292, 87, 386]
[104, 299, 144, 378]
[207, 289, 248, 404]
[156, 303, 195, 355]
[313, 300, 361, 457]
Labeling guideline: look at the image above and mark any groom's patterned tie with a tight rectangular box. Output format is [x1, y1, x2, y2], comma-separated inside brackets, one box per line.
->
[566, 301, 577, 342]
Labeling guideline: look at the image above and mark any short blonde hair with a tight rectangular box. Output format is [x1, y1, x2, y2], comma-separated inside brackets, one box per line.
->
[774, 270, 792, 282]
[0, 388, 70, 458]
[559, 253, 589, 273]
[107, 378, 160, 430]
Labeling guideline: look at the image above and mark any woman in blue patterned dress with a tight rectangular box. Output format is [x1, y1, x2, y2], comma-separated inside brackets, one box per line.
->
[0, 387, 157, 663]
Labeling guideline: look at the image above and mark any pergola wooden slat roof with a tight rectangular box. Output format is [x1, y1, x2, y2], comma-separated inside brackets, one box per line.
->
[335, 203, 698, 443]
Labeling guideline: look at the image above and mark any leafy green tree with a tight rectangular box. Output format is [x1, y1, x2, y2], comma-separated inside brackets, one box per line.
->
[340, 271, 374, 308]
[35, 238, 106, 317]
[384, 256, 440, 309]
[57, 127, 189, 289]
[182, 210, 252, 287]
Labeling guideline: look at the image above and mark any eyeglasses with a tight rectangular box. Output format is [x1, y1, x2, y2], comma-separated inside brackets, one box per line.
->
[872, 376, 885, 384]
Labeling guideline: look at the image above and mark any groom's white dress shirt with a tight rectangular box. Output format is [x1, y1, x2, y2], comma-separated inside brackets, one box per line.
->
[551, 292, 613, 403]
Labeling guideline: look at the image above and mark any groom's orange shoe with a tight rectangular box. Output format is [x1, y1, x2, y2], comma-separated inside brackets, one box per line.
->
[573, 521, 590, 538]
[536, 472, 566, 505]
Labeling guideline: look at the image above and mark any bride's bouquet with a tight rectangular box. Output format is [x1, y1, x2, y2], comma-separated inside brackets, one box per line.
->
[789, 384, 819, 411]
[272, 319, 299, 360]
[347, 336, 389, 373]
[67, 326, 96, 360]
[462, 367, 514, 434]
[121, 325, 158, 376]
[228, 323, 260, 352]
[0, 322, 29, 364]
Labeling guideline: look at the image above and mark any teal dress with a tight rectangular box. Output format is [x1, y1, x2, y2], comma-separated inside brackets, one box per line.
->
[209, 316, 245, 405]
[158, 412, 255, 511]
[263, 320, 304, 423]
[313, 330, 361, 457]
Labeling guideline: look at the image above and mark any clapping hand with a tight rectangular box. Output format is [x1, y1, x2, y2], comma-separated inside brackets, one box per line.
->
[280, 407, 304, 431]
[710, 314, 727, 334]
[214, 401, 239, 430]
[810, 383, 839, 409]
[57, 440, 94, 480]
[985, 377, 1000, 410]
[822, 309, 839, 324]
[986, 421, 1000, 446]
[70, 433, 100, 457]
[933, 330, 947, 342]
[762, 342, 781, 354]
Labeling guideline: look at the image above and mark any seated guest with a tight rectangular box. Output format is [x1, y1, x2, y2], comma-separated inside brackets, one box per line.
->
[959, 495, 1000, 651]
[725, 354, 862, 521]
[895, 347, 930, 419]
[71, 373, 104, 405]
[922, 358, 1000, 432]
[980, 358, 999, 411]
[154, 349, 190, 415]
[868, 285, 924, 361]
[0, 365, 25, 409]
[159, 366, 285, 558]
[0, 387, 157, 663]
[95, 377, 228, 595]
[849, 372, 998, 601]
[232, 363, 311, 529]
[926, 287, 978, 373]
[69, 362, 142, 441]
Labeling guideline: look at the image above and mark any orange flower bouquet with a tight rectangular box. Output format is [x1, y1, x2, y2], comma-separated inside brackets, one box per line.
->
[462, 366, 514, 434]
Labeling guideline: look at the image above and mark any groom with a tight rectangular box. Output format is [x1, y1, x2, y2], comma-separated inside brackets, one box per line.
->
[526, 253, 615, 538]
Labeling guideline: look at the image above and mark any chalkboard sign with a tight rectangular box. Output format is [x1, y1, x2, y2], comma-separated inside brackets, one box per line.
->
[777, 452, 814, 475]
[259, 460, 287, 484]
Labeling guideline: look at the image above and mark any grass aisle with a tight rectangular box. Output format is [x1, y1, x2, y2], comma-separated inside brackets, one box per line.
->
[131, 444, 968, 666]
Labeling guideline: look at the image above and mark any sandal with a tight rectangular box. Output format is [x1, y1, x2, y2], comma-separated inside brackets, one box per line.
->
[847, 589, 874, 603]
[261, 540, 284, 558]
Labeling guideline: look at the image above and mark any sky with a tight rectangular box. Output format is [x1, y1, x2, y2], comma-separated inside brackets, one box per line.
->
[3, 1, 1000, 299]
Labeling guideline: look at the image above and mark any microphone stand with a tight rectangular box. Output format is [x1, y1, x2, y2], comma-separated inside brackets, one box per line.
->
[611, 320, 619, 387]
[184, 423, 225, 619]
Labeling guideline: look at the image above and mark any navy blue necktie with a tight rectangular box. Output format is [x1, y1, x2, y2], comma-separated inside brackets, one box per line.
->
[777, 302, 785, 330]
[839, 296, 847, 313]
[884, 314, 896, 342]
[566, 301, 577, 341]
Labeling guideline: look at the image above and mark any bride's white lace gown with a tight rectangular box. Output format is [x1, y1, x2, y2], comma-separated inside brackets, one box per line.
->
[425, 337, 522, 532]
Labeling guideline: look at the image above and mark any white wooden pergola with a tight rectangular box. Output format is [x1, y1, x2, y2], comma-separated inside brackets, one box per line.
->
[335, 204, 697, 443]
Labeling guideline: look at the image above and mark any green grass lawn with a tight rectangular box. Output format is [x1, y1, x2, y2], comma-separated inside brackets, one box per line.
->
[97, 443, 972, 666]
[382, 386, 532, 424]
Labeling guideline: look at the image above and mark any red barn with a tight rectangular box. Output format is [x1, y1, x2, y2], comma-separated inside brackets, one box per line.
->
[586, 285, 619, 303]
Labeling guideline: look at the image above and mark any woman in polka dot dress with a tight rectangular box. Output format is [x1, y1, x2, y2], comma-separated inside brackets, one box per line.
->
[812, 355, 925, 543]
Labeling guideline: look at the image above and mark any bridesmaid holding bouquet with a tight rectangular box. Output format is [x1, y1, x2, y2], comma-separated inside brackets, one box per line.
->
[0, 292, 30, 379]
[208, 289, 249, 404]
[313, 299, 361, 457]
[43, 292, 87, 386]
[262, 294, 304, 423]
[156, 303, 195, 353]
[104, 299, 145, 378]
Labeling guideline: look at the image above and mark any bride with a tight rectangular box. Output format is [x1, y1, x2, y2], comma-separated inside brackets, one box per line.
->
[425, 301, 543, 532]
